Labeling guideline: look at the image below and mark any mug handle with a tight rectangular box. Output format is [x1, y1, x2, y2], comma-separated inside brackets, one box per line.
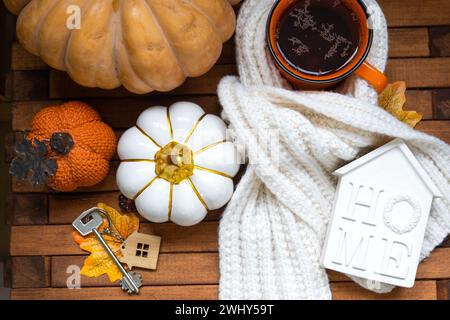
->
[355, 62, 388, 93]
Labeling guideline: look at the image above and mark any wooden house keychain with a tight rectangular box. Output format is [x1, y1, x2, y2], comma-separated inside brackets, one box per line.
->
[119, 231, 161, 270]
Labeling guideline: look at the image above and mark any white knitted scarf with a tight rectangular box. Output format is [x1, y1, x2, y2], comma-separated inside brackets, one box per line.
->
[217, 0, 450, 299]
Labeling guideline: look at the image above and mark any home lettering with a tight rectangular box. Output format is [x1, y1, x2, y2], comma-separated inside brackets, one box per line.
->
[331, 182, 417, 280]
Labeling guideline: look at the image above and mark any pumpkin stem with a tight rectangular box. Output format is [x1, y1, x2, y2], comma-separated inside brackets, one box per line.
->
[50, 132, 74, 155]
[155, 141, 194, 184]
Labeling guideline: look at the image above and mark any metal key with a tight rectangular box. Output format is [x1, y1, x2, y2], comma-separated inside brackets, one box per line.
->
[72, 207, 142, 294]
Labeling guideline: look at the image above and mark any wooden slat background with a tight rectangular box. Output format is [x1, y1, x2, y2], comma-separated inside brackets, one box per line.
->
[4, 0, 450, 300]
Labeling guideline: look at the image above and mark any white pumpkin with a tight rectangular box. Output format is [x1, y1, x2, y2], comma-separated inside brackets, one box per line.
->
[117, 102, 240, 226]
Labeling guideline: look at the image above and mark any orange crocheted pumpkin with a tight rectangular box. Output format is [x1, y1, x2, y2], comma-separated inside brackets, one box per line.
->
[29, 102, 117, 192]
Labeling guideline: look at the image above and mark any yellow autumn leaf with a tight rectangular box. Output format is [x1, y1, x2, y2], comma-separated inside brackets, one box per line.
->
[378, 81, 422, 128]
[72, 203, 140, 282]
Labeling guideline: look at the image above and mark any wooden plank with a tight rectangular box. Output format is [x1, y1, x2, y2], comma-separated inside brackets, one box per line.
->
[389, 28, 430, 58]
[11, 100, 62, 131]
[48, 193, 222, 224]
[0, 261, 10, 300]
[10, 91, 430, 132]
[6, 88, 435, 135]
[49, 193, 123, 224]
[4, 194, 13, 226]
[416, 121, 450, 144]
[86, 96, 222, 128]
[331, 281, 437, 300]
[11, 285, 218, 300]
[386, 58, 450, 89]
[11, 70, 49, 101]
[0, 2, 14, 101]
[405, 90, 433, 119]
[328, 248, 450, 282]
[0, 101, 11, 122]
[430, 27, 450, 57]
[0, 70, 7, 101]
[441, 235, 450, 248]
[220, 40, 236, 64]
[437, 280, 450, 300]
[49, 64, 236, 99]
[10, 42, 46, 71]
[2, 259, 11, 289]
[4, 131, 19, 163]
[10, 281, 437, 300]
[9, 194, 48, 225]
[10, 257, 49, 289]
[379, 0, 450, 27]
[8, 248, 449, 291]
[10, 221, 219, 256]
[434, 89, 450, 119]
[51, 253, 219, 288]
[404, 248, 450, 280]
[47, 248, 450, 288]
[11, 96, 221, 131]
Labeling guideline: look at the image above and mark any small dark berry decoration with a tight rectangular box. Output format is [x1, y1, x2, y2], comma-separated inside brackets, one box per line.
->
[9, 136, 57, 186]
[119, 194, 137, 213]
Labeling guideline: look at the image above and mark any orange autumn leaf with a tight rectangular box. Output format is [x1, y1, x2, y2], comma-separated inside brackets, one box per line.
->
[72, 203, 139, 282]
[378, 81, 422, 128]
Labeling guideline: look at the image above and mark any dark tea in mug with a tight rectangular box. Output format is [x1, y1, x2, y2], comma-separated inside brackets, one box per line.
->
[276, 0, 361, 76]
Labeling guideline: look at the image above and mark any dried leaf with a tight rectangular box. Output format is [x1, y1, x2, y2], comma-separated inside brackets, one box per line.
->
[378, 81, 422, 128]
[9, 137, 57, 186]
[72, 203, 140, 282]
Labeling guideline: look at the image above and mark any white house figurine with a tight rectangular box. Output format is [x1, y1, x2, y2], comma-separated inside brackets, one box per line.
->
[321, 139, 442, 288]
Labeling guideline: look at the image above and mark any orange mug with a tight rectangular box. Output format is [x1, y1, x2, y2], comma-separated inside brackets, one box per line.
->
[266, 0, 388, 93]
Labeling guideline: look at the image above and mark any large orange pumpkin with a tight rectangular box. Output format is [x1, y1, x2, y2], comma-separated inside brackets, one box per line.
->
[29, 102, 117, 191]
[4, 0, 240, 94]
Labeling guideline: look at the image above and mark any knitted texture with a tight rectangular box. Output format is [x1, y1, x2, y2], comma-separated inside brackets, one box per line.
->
[31, 102, 117, 192]
[217, 0, 450, 299]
